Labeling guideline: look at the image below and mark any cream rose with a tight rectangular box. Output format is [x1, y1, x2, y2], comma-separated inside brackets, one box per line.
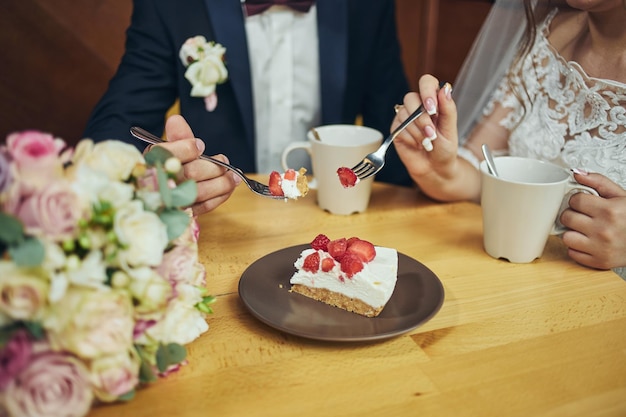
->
[3, 351, 93, 417]
[114, 200, 168, 268]
[89, 350, 140, 402]
[45, 287, 134, 360]
[0, 262, 49, 320]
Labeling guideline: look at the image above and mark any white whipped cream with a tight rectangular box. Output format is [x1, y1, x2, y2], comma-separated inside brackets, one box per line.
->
[290, 247, 398, 308]
[280, 171, 302, 199]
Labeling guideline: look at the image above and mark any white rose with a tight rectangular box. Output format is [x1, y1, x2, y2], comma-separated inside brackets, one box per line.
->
[77, 140, 144, 182]
[144, 285, 208, 345]
[126, 266, 172, 315]
[114, 200, 168, 268]
[97, 179, 135, 209]
[185, 55, 228, 97]
[66, 250, 108, 289]
[69, 163, 133, 209]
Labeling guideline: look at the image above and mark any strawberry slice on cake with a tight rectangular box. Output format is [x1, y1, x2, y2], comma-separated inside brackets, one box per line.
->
[268, 168, 309, 199]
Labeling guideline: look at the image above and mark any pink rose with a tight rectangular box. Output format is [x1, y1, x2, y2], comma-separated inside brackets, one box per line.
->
[0, 330, 33, 390]
[135, 167, 159, 192]
[189, 215, 200, 243]
[172, 211, 200, 246]
[5, 131, 66, 193]
[3, 351, 93, 417]
[157, 245, 205, 289]
[6, 131, 65, 165]
[133, 319, 157, 339]
[16, 181, 84, 241]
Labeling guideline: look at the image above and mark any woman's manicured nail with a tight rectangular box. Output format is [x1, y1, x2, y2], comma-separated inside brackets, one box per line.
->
[422, 138, 433, 152]
[425, 98, 437, 115]
[571, 168, 588, 176]
[424, 125, 437, 141]
[443, 83, 453, 99]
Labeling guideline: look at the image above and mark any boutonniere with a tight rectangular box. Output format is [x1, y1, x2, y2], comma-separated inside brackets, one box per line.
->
[179, 36, 228, 112]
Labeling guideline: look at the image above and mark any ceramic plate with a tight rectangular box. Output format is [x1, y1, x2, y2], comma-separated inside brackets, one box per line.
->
[238, 244, 445, 342]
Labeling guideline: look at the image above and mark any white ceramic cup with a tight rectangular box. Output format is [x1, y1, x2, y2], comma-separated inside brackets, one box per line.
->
[281, 125, 382, 215]
[480, 156, 598, 263]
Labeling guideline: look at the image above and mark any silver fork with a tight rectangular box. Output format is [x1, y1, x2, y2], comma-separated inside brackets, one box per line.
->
[129, 127, 284, 199]
[350, 104, 425, 181]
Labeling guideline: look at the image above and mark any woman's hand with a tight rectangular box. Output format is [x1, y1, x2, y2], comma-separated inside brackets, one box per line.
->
[392, 74, 480, 202]
[561, 171, 626, 270]
[159, 115, 241, 216]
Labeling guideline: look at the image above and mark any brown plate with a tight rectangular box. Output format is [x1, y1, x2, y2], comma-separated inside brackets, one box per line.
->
[238, 244, 445, 342]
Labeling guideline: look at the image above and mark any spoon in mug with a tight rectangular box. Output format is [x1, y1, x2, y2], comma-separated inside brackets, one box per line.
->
[310, 128, 322, 141]
[481, 144, 499, 177]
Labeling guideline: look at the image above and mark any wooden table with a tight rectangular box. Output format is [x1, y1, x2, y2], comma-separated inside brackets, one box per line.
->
[91, 176, 626, 417]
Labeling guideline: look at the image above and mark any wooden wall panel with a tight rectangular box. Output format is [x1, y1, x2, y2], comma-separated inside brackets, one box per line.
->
[0, 0, 131, 145]
[396, 0, 492, 91]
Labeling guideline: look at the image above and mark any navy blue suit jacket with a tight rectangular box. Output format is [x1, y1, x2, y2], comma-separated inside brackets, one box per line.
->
[84, 0, 412, 185]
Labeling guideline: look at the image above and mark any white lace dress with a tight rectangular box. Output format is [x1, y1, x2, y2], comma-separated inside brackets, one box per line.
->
[481, 9, 626, 278]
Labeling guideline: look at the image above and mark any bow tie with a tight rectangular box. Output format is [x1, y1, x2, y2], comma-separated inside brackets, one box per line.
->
[244, 0, 315, 16]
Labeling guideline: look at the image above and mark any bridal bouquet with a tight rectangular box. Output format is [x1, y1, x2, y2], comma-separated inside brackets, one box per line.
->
[0, 131, 214, 417]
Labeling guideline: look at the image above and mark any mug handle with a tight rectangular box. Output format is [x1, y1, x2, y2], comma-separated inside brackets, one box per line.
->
[552, 181, 599, 235]
[281, 142, 317, 189]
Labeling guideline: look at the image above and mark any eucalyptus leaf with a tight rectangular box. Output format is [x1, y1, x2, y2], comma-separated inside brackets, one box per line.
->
[0, 213, 25, 245]
[155, 343, 187, 373]
[144, 145, 174, 166]
[138, 359, 157, 383]
[159, 209, 191, 241]
[156, 164, 173, 208]
[23, 321, 45, 340]
[118, 390, 136, 402]
[9, 237, 45, 267]
[170, 180, 198, 208]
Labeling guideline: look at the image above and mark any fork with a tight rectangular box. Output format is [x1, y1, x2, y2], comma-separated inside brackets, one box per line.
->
[350, 104, 425, 181]
[129, 127, 284, 199]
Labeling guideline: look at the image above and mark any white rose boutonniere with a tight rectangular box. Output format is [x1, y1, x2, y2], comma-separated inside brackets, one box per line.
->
[179, 36, 228, 112]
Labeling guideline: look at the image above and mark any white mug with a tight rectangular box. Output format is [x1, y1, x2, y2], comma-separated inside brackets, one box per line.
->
[281, 125, 382, 215]
[480, 156, 598, 263]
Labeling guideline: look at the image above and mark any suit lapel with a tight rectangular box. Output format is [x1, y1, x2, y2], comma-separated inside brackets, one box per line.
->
[316, 0, 348, 123]
[203, 0, 255, 150]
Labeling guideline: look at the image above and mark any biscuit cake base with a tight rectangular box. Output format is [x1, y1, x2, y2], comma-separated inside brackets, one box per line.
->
[290, 284, 384, 318]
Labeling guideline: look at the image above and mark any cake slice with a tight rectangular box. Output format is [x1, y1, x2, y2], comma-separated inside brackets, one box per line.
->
[289, 234, 398, 317]
[269, 168, 309, 199]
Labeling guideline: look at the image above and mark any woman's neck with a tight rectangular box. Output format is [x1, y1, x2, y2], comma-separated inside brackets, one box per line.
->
[555, 8, 626, 82]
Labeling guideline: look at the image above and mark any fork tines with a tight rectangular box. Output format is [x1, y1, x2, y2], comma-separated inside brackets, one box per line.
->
[351, 159, 378, 180]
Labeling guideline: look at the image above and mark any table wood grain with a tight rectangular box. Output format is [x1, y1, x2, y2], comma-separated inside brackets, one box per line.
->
[90, 176, 626, 417]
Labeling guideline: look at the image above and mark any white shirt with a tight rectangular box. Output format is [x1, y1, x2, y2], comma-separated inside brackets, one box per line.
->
[243, 3, 321, 173]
